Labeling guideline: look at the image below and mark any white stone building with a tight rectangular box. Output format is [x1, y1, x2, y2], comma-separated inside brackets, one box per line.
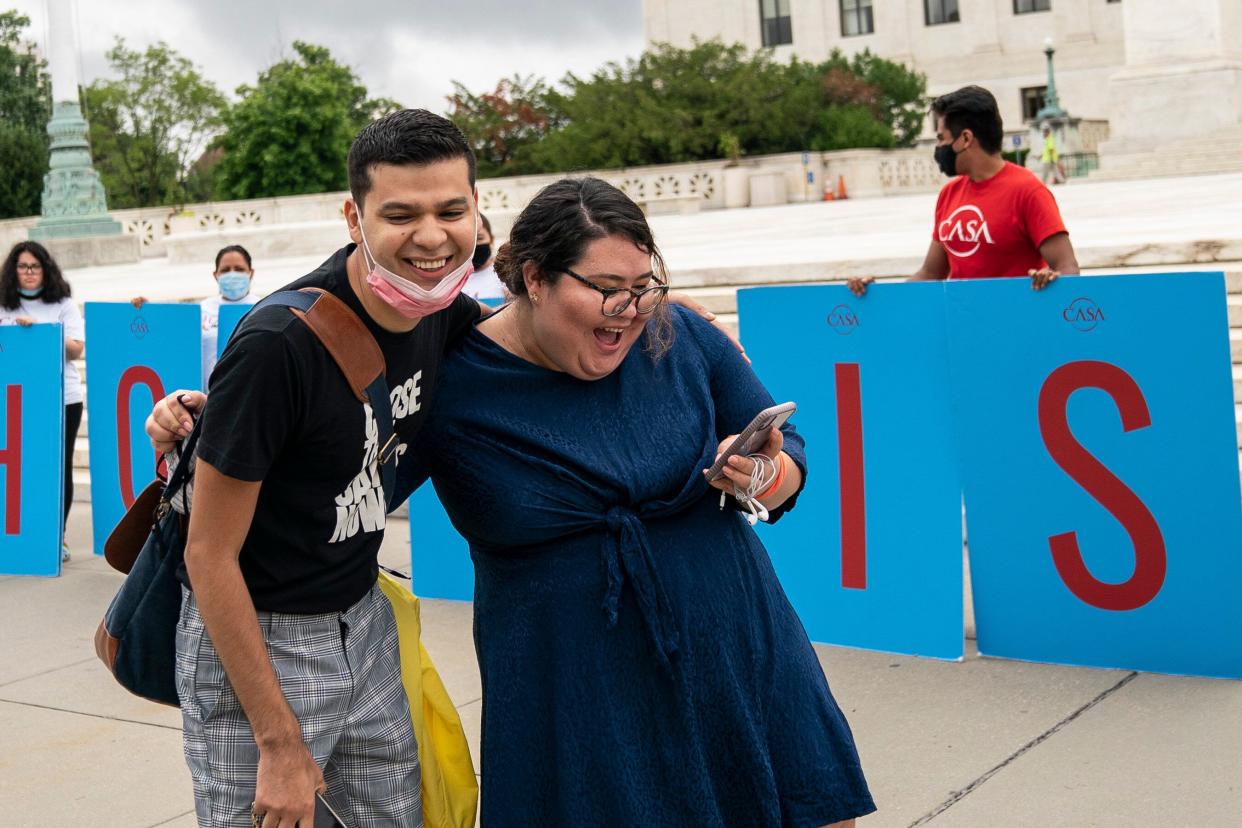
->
[642, 0, 1125, 137]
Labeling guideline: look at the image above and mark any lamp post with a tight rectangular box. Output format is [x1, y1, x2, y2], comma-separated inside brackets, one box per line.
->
[1035, 36, 1068, 122]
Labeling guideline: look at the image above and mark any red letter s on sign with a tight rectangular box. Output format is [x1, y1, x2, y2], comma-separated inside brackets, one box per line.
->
[1037, 360, 1166, 611]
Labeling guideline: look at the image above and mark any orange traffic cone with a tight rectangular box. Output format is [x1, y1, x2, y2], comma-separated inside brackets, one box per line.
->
[823, 180, 835, 201]
[836, 175, 848, 200]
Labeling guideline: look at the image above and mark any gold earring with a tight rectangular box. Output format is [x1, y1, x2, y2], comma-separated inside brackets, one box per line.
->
[531, 294, 540, 303]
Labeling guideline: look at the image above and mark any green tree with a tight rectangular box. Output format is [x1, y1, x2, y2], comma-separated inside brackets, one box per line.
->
[82, 39, 226, 208]
[448, 74, 556, 178]
[821, 49, 928, 147]
[214, 42, 400, 200]
[0, 10, 51, 218]
[524, 41, 785, 171]
[454, 40, 926, 176]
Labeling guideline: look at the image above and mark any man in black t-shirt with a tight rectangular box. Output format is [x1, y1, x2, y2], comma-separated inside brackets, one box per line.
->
[164, 110, 483, 828]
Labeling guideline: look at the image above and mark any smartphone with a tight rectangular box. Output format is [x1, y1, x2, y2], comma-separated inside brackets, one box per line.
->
[315, 792, 349, 828]
[705, 402, 797, 481]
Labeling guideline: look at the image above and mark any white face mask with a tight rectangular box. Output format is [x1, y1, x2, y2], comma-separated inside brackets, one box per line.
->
[357, 207, 477, 319]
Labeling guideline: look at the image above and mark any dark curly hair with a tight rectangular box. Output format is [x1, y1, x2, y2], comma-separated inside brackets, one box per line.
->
[493, 177, 673, 355]
[2, 241, 72, 310]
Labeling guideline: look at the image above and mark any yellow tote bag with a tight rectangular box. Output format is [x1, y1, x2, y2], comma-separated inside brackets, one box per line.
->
[378, 572, 479, 828]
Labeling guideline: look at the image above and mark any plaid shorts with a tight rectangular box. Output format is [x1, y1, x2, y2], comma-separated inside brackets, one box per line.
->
[175, 583, 422, 827]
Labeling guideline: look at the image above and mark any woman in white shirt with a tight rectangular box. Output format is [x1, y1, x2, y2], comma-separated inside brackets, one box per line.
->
[199, 245, 259, 383]
[0, 242, 85, 560]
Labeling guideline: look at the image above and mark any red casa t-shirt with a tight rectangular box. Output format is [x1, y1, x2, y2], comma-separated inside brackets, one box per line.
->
[932, 162, 1068, 279]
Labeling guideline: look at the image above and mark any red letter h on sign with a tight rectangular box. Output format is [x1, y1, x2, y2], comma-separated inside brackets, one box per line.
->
[1, 385, 21, 535]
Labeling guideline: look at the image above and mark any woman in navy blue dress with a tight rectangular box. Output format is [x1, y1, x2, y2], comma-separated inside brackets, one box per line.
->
[407, 178, 874, 826]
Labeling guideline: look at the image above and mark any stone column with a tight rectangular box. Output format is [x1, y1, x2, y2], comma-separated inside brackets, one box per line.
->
[1097, 0, 1242, 164]
[45, 0, 78, 104]
[29, 0, 138, 265]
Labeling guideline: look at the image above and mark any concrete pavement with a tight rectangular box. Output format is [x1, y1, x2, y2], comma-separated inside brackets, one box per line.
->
[2, 503, 1239, 826]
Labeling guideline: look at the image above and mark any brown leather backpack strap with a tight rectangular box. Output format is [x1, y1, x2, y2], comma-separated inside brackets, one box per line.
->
[289, 288, 386, 402]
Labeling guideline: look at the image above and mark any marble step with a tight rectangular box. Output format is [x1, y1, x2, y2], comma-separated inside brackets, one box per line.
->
[72, 439, 90, 470]
[1227, 294, 1242, 327]
[71, 467, 90, 503]
[1096, 157, 1242, 175]
[1094, 158, 1242, 176]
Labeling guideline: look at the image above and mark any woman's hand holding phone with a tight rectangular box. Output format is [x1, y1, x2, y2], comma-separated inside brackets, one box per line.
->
[706, 426, 783, 498]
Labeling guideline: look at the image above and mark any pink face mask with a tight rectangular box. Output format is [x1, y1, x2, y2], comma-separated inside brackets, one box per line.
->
[357, 211, 476, 319]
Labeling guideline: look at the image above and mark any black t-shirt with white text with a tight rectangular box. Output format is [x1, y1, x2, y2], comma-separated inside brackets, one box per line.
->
[182, 244, 480, 613]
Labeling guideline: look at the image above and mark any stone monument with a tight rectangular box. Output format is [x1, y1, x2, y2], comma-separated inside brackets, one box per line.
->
[1094, 0, 1242, 179]
[1024, 38, 1088, 179]
[27, 0, 139, 266]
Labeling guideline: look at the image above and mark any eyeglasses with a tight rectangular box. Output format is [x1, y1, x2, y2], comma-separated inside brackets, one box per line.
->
[16, 262, 43, 273]
[561, 268, 669, 317]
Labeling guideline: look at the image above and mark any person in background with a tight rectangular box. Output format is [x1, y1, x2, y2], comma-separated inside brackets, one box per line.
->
[199, 245, 260, 382]
[849, 86, 1078, 297]
[462, 213, 507, 302]
[0, 241, 85, 562]
[132, 245, 260, 385]
[1040, 123, 1066, 186]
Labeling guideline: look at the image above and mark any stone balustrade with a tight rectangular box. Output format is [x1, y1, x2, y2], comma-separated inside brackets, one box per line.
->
[0, 147, 943, 264]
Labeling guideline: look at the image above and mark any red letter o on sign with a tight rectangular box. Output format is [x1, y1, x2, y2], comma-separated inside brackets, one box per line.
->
[116, 366, 165, 509]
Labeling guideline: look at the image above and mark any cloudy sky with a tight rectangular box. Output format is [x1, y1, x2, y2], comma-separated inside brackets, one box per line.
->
[8, 0, 646, 109]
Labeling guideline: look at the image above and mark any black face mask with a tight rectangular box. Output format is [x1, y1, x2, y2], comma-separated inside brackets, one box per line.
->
[934, 142, 962, 178]
[472, 243, 492, 270]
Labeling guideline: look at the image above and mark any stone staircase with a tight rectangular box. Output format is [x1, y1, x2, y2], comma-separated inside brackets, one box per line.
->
[68, 268, 1242, 508]
[1089, 130, 1242, 181]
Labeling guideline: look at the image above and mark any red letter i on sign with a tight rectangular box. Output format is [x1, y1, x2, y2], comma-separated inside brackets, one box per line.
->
[1, 385, 21, 535]
[836, 363, 866, 589]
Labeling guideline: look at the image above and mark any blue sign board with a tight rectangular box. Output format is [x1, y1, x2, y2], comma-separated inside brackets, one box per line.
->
[85, 303, 201, 556]
[739, 284, 964, 659]
[216, 302, 253, 360]
[407, 481, 474, 601]
[945, 273, 1242, 677]
[0, 324, 64, 576]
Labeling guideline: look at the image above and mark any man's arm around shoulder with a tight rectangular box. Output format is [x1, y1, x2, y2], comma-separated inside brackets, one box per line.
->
[184, 459, 324, 826]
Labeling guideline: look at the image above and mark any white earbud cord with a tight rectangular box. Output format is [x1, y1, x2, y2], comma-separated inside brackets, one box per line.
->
[718, 453, 776, 526]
